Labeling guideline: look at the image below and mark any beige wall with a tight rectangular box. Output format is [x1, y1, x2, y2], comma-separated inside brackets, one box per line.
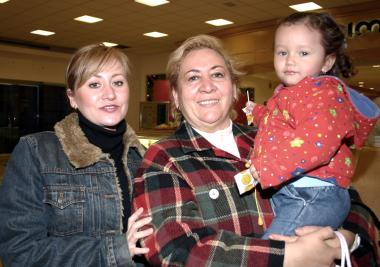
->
[127, 52, 170, 130]
[0, 44, 69, 84]
[0, 44, 171, 131]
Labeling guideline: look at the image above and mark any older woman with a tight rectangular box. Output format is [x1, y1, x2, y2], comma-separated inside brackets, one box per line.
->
[0, 44, 153, 266]
[133, 35, 378, 266]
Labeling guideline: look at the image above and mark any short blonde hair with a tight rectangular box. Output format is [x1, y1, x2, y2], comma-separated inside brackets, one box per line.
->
[66, 43, 132, 91]
[166, 34, 243, 92]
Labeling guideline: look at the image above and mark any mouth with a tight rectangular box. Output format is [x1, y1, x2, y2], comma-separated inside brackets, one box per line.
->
[284, 70, 297, 75]
[101, 105, 119, 112]
[197, 99, 220, 105]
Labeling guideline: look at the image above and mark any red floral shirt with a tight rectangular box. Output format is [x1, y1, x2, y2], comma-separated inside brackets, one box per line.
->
[251, 76, 379, 189]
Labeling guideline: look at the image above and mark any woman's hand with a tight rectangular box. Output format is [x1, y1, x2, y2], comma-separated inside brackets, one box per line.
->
[282, 227, 340, 267]
[270, 226, 356, 249]
[127, 207, 153, 257]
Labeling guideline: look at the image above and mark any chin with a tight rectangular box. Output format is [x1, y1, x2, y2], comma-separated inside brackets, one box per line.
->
[101, 118, 123, 127]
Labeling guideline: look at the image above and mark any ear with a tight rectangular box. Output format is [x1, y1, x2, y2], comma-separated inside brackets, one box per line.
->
[171, 87, 180, 110]
[66, 89, 77, 109]
[232, 83, 238, 102]
[322, 54, 336, 73]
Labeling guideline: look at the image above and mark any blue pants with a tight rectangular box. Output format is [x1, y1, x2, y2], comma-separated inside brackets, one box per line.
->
[261, 184, 351, 239]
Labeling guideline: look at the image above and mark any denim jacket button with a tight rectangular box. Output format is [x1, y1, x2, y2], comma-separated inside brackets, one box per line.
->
[209, 188, 219, 199]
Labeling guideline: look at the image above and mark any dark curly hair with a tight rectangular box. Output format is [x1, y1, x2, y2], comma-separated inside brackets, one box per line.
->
[279, 12, 356, 78]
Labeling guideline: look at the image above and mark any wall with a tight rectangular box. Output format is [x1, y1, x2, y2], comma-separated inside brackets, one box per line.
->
[240, 75, 275, 105]
[0, 44, 69, 84]
[0, 44, 171, 131]
[128, 52, 170, 129]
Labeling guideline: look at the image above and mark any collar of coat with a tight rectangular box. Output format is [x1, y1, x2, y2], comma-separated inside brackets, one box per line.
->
[54, 112, 145, 169]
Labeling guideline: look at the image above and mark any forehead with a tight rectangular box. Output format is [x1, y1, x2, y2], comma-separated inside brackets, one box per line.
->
[180, 48, 226, 72]
[275, 23, 322, 45]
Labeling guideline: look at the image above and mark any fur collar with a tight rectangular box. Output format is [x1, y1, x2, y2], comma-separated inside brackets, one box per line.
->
[54, 113, 145, 168]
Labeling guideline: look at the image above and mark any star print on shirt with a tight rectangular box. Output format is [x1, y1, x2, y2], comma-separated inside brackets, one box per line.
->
[290, 137, 304, 148]
[329, 109, 337, 117]
[283, 110, 290, 120]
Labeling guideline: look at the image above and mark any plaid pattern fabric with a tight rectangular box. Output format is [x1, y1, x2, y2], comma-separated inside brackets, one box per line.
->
[133, 121, 284, 266]
[343, 189, 379, 267]
[133, 120, 379, 266]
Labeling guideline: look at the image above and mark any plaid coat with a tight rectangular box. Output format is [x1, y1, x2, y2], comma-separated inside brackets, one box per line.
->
[133, 120, 379, 267]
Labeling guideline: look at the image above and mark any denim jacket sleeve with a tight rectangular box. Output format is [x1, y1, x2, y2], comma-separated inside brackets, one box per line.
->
[0, 137, 135, 267]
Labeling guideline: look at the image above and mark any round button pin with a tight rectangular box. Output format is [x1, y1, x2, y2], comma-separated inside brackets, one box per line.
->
[209, 188, 219, 199]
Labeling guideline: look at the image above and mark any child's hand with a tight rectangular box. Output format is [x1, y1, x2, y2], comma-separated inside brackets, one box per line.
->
[250, 164, 259, 180]
[242, 101, 256, 126]
[243, 101, 256, 115]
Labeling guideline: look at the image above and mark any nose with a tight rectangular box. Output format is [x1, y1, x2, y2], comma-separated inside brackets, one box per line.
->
[200, 76, 216, 93]
[285, 53, 295, 65]
[102, 83, 116, 100]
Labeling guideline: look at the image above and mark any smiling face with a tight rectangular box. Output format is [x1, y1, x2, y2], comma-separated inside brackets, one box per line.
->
[274, 23, 335, 87]
[67, 61, 129, 128]
[172, 48, 236, 132]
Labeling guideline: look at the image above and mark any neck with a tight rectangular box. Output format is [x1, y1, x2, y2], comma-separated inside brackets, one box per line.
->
[77, 111, 126, 153]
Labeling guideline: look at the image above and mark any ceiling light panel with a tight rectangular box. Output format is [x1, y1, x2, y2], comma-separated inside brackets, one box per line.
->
[30, 30, 55, 36]
[0, 0, 10, 4]
[143, 32, 168, 38]
[289, 2, 322, 12]
[102, 42, 118, 47]
[135, 0, 169, 7]
[205, 19, 233, 26]
[74, 15, 103, 24]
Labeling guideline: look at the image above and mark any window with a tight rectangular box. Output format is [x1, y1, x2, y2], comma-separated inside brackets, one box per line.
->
[0, 81, 71, 153]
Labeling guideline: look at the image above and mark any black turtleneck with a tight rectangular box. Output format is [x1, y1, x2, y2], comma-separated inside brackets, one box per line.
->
[78, 112, 131, 232]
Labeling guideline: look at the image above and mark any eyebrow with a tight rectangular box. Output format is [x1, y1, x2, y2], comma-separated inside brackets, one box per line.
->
[92, 73, 125, 78]
[184, 65, 225, 75]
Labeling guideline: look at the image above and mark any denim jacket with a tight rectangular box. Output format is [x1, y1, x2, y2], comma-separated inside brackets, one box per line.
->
[0, 113, 145, 267]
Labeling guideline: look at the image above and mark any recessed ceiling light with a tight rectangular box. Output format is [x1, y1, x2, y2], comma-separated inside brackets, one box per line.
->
[143, 31, 168, 38]
[74, 15, 103, 24]
[30, 30, 55, 36]
[359, 84, 364, 87]
[0, 0, 10, 4]
[205, 19, 233, 26]
[102, 42, 118, 47]
[289, 2, 322, 12]
[373, 65, 380, 68]
[135, 0, 169, 7]
[358, 81, 365, 84]
[369, 87, 375, 90]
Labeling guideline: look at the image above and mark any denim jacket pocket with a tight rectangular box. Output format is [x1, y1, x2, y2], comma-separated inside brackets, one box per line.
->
[43, 185, 86, 236]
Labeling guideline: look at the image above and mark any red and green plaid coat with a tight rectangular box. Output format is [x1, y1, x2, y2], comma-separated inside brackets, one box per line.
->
[133, 120, 379, 267]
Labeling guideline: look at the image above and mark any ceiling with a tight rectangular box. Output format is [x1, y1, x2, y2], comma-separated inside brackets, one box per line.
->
[0, 0, 379, 97]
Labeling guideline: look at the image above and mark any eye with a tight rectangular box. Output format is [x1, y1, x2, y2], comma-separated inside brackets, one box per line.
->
[88, 82, 101, 88]
[187, 75, 199, 82]
[112, 80, 125, 87]
[300, 51, 309, 56]
[276, 50, 287, 56]
[212, 72, 225, 78]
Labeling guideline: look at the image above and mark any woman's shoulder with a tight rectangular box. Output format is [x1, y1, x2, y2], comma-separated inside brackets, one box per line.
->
[20, 131, 59, 147]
